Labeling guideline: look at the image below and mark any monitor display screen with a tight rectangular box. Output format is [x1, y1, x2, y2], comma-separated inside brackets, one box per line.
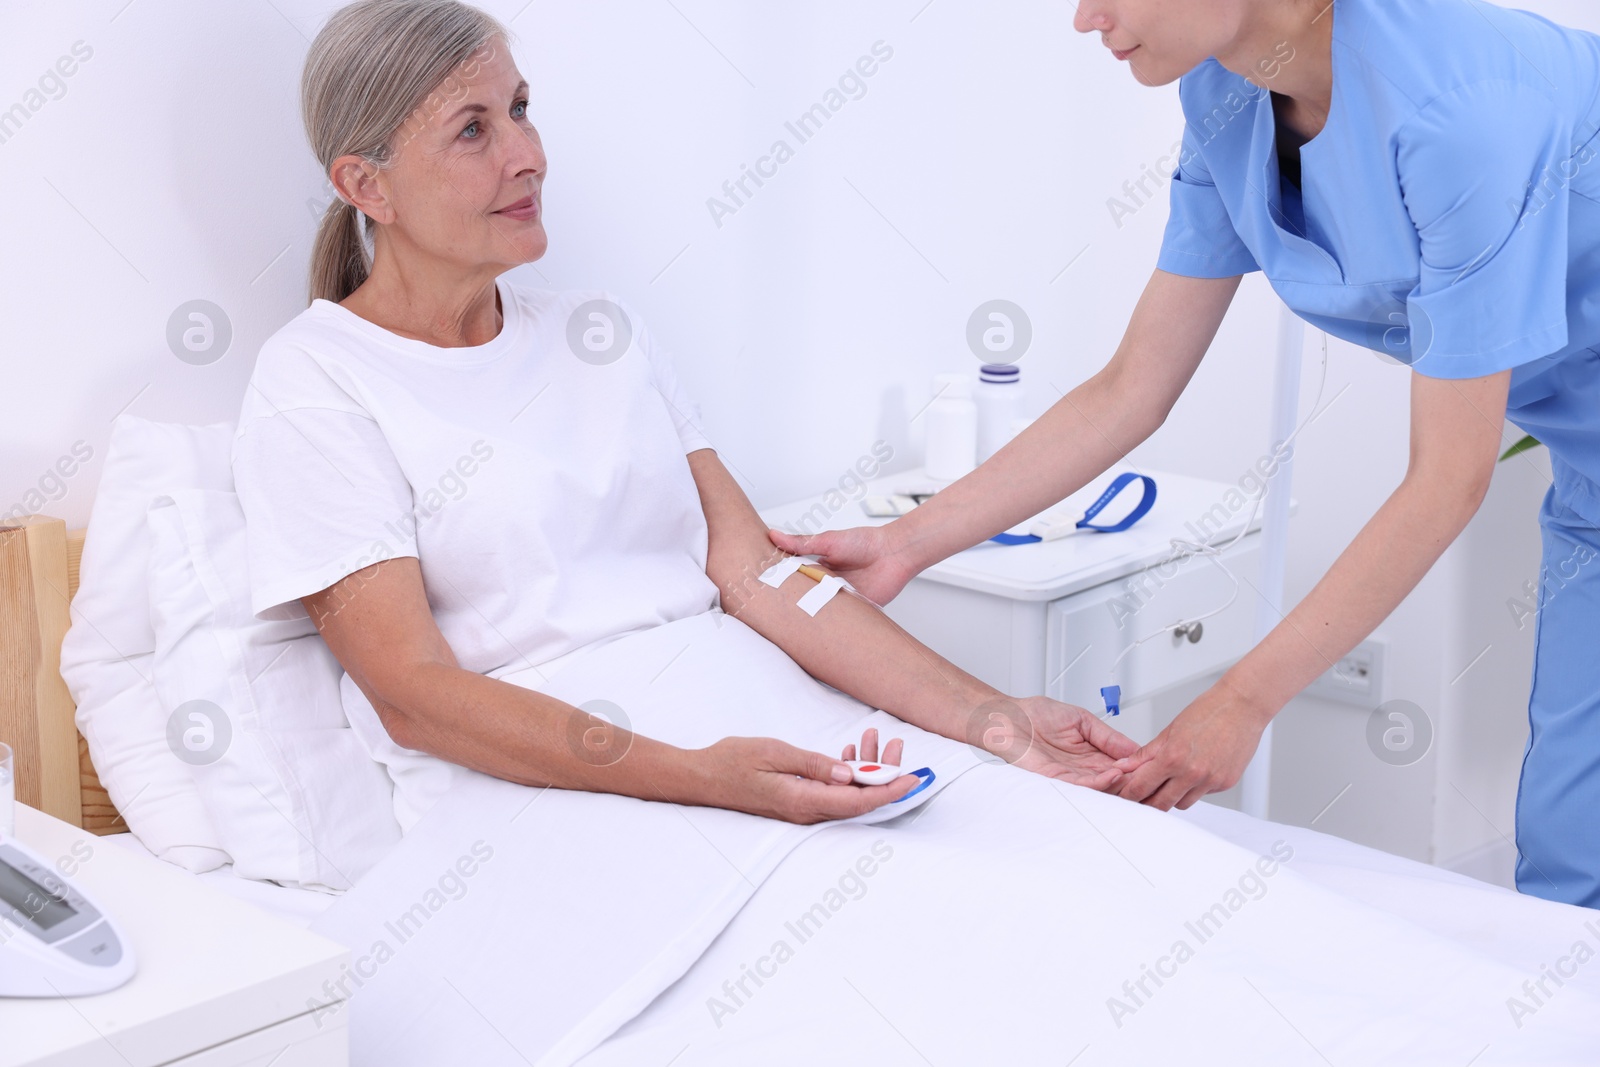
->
[0, 860, 76, 931]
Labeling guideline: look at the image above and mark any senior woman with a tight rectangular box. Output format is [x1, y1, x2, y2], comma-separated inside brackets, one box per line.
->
[232, 0, 1137, 830]
[773, 0, 1600, 907]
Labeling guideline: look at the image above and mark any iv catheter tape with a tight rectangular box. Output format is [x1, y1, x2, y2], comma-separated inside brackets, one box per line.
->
[756, 553, 852, 614]
[758, 554, 807, 588]
[797, 574, 847, 616]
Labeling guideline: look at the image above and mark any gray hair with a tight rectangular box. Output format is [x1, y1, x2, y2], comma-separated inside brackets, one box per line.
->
[301, 0, 510, 305]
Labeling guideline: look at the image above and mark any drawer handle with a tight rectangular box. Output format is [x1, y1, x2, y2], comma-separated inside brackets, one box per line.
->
[1172, 621, 1204, 645]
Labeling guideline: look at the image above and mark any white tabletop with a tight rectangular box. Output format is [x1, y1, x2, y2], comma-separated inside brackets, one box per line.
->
[759, 466, 1291, 602]
[0, 806, 349, 1067]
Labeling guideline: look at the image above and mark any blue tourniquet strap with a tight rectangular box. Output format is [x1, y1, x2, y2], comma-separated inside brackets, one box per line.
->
[988, 472, 1157, 545]
[1077, 472, 1157, 532]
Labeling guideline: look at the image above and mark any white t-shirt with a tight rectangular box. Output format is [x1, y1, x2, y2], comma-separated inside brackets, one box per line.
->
[233, 277, 723, 824]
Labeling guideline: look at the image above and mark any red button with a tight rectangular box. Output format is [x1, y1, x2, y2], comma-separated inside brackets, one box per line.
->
[859, 764, 880, 772]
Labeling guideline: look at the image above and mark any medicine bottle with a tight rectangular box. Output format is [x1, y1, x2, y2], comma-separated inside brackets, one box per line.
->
[975, 363, 1024, 463]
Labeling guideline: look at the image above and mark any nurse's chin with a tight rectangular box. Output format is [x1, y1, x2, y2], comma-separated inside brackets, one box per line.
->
[1123, 53, 1196, 88]
[1128, 64, 1186, 88]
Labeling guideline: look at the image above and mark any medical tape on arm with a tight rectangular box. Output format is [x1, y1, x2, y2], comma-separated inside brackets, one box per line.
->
[756, 553, 853, 615]
[796, 574, 848, 616]
[757, 554, 807, 588]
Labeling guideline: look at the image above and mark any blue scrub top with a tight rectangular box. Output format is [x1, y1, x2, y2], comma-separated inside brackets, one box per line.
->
[1158, 0, 1600, 524]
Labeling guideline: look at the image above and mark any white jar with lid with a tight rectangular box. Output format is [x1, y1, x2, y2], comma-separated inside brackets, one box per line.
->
[975, 362, 1024, 463]
[924, 373, 977, 481]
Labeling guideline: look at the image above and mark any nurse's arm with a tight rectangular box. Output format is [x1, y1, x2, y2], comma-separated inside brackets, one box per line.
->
[771, 269, 1243, 605]
[1115, 367, 1513, 810]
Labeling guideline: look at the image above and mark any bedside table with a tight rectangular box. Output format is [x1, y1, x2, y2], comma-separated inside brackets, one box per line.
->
[0, 805, 350, 1067]
[761, 467, 1282, 715]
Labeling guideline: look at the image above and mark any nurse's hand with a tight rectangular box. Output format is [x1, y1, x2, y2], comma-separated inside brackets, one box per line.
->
[694, 735, 919, 824]
[1110, 679, 1272, 810]
[766, 524, 917, 607]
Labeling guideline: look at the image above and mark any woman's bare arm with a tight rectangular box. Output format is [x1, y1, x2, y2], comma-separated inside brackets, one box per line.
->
[692, 450, 1138, 783]
[694, 448, 999, 734]
[302, 559, 916, 822]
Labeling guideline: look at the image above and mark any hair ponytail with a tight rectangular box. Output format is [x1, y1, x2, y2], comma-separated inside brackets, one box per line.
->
[309, 197, 373, 306]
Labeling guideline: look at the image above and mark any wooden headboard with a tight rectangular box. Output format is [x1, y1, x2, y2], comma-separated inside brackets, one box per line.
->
[0, 516, 119, 832]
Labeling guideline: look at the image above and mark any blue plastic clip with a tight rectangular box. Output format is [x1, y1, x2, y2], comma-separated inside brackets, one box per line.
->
[1100, 685, 1122, 717]
[990, 472, 1157, 545]
[891, 766, 936, 803]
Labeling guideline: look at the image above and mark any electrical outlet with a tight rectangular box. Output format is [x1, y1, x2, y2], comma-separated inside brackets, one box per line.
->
[1307, 639, 1386, 706]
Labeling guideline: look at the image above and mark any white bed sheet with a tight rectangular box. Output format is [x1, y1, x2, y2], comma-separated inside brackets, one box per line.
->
[577, 777, 1600, 1065]
[298, 611, 1600, 1066]
[103, 831, 338, 927]
[308, 610, 980, 1065]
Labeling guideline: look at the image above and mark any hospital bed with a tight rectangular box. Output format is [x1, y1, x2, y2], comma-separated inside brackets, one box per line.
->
[4, 456, 1600, 1065]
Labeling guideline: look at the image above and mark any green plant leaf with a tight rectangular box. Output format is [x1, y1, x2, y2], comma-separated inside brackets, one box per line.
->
[1499, 434, 1542, 461]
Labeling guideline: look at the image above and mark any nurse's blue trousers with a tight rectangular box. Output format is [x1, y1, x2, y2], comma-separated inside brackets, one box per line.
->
[1515, 486, 1600, 909]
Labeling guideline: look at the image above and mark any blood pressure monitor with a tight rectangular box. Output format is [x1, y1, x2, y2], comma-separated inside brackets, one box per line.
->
[0, 834, 136, 997]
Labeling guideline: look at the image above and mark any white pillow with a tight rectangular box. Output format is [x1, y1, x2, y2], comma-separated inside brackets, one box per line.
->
[59, 415, 235, 873]
[147, 490, 401, 890]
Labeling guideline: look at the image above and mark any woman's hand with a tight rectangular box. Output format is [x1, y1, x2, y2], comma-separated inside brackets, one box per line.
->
[766, 523, 918, 607]
[975, 695, 1139, 790]
[693, 735, 918, 824]
[840, 725, 906, 768]
[1110, 678, 1272, 810]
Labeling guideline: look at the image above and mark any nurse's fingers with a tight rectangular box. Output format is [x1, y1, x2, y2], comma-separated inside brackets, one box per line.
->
[881, 736, 903, 766]
[1082, 767, 1124, 794]
[1113, 748, 1158, 775]
[1110, 737, 1167, 801]
[1141, 775, 1194, 812]
[1084, 714, 1141, 761]
[841, 742, 857, 761]
[1114, 750, 1172, 804]
[767, 528, 837, 560]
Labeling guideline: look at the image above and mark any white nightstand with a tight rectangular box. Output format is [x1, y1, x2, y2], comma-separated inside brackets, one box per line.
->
[0, 805, 350, 1067]
[761, 467, 1280, 716]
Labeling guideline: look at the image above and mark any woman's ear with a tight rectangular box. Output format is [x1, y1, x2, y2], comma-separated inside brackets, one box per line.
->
[331, 154, 393, 224]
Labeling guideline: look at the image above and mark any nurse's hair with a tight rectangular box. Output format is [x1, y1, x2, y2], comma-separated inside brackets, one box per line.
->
[301, 0, 510, 305]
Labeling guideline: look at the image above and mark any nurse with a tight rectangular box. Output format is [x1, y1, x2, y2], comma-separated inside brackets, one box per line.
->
[770, 0, 1600, 909]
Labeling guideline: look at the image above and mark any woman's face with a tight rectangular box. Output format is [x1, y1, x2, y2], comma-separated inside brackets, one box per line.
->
[1073, 0, 1241, 86]
[338, 37, 548, 271]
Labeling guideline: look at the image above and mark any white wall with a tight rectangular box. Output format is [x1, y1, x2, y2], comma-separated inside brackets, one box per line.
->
[2, 0, 1592, 874]
[2, 0, 1203, 523]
